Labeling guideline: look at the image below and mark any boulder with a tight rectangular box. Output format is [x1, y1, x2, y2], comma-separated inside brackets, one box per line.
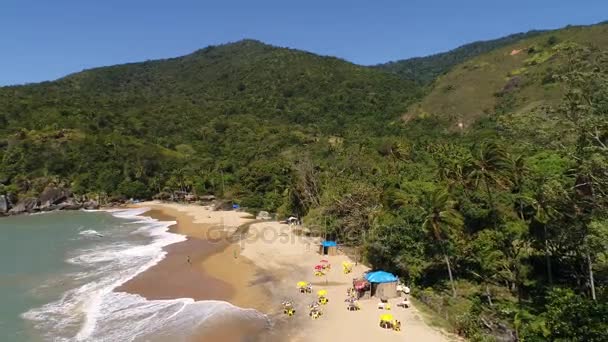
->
[83, 200, 100, 210]
[0, 195, 9, 214]
[38, 186, 71, 210]
[9, 197, 40, 215]
[55, 199, 82, 211]
[256, 211, 271, 220]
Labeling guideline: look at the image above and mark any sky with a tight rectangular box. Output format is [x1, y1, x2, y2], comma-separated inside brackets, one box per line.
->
[1, 0, 607, 85]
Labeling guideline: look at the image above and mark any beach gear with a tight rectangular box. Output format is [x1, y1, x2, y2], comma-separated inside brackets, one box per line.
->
[282, 301, 295, 316]
[309, 307, 322, 319]
[379, 314, 394, 329]
[314, 270, 325, 277]
[353, 279, 370, 290]
[314, 264, 323, 270]
[342, 261, 353, 274]
[347, 301, 361, 311]
[393, 320, 401, 331]
[317, 289, 328, 297]
[297, 281, 307, 288]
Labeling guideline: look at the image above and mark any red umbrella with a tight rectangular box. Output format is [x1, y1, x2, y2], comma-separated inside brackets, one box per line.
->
[314, 264, 323, 270]
[320, 259, 329, 263]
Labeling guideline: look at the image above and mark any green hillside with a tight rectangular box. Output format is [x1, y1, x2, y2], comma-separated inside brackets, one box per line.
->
[404, 23, 608, 127]
[375, 30, 545, 84]
[0, 39, 420, 205]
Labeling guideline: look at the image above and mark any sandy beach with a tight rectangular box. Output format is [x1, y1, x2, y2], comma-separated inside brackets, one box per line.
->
[119, 201, 456, 341]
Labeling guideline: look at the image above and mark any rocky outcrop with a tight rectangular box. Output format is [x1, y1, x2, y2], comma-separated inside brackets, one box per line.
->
[38, 186, 72, 210]
[83, 200, 100, 210]
[8, 197, 40, 215]
[0, 195, 9, 214]
[2, 186, 102, 216]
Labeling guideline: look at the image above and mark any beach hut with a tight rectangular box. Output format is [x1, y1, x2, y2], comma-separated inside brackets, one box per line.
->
[365, 271, 398, 298]
[319, 240, 337, 256]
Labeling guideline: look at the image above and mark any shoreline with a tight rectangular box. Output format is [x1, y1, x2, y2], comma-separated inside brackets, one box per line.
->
[113, 202, 456, 342]
[114, 203, 284, 341]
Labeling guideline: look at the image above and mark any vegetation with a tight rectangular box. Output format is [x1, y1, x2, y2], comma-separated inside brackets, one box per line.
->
[1, 25, 607, 341]
[375, 30, 546, 84]
[404, 22, 608, 128]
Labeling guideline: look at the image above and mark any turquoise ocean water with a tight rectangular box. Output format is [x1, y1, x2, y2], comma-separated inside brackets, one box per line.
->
[0, 208, 267, 342]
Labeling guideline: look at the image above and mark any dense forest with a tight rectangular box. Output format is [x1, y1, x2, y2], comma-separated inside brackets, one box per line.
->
[1, 24, 607, 341]
[375, 30, 545, 84]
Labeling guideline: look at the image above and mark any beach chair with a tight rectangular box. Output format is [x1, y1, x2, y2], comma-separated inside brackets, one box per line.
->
[282, 301, 296, 317]
[397, 298, 410, 308]
[393, 320, 401, 332]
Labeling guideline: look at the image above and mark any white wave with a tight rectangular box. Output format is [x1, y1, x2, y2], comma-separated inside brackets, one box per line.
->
[22, 208, 260, 341]
[78, 230, 104, 238]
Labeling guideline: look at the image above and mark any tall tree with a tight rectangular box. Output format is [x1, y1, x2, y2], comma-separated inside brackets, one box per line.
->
[469, 142, 507, 225]
[422, 188, 464, 297]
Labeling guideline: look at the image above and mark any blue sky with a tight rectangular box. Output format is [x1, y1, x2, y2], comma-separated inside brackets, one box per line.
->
[1, 0, 607, 85]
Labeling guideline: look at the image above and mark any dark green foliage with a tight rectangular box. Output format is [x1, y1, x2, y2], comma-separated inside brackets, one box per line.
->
[375, 30, 546, 84]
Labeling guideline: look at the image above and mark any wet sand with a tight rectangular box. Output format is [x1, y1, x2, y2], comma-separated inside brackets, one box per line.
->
[115, 205, 279, 341]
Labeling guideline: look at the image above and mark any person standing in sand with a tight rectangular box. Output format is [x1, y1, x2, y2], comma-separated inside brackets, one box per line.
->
[187, 255, 192, 265]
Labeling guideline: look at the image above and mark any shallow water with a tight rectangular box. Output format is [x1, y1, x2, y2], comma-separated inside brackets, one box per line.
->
[0, 209, 268, 341]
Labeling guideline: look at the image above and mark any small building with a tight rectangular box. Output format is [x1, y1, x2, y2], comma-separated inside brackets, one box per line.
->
[319, 240, 337, 256]
[365, 270, 398, 299]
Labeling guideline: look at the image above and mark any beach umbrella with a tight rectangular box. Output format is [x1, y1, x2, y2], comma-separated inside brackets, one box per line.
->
[297, 281, 308, 288]
[320, 259, 329, 263]
[380, 313, 394, 322]
[314, 264, 323, 270]
[317, 289, 328, 297]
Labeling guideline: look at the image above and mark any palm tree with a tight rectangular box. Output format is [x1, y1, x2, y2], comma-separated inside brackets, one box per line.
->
[422, 189, 464, 297]
[469, 142, 507, 225]
[504, 153, 529, 219]
[525, 179, 560, 285]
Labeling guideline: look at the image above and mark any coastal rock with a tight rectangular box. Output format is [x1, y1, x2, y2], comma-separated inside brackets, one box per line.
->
[83, 200, 100, 210]
[0, 195, 9, 214]
[55, 199, 82, 211]
[38, 186, 72, 210]
[9, 197, 40, 214]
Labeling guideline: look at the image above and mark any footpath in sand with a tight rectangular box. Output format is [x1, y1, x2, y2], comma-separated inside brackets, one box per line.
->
[240, 220, 456, 342]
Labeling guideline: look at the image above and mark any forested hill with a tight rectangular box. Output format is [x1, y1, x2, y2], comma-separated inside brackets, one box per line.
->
[0, 39, 420, 206]
[374, 30, 546, 84]
[1, 23, 608, 341]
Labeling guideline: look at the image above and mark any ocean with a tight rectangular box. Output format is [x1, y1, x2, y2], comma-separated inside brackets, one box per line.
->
[0, 208, 268, 341]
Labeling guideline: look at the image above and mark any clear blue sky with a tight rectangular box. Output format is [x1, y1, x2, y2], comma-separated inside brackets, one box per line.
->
[1, 0, 607, 85]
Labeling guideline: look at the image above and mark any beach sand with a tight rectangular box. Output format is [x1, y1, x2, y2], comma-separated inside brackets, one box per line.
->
[118, 201, 455, 341]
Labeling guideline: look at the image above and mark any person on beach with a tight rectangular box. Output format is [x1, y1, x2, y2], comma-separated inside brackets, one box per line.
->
[187, 255, 191, 265]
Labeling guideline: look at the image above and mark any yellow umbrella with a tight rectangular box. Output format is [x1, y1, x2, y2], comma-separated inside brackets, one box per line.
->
[297, 281, 307, 288]
[342, 261, 351, 266]
[317, 289, 328, 297]
[380, 314, 394, 322]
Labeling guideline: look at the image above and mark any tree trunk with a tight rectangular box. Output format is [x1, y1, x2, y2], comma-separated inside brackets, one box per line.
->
[484, 176, 497, 227]
[587, 251, 596, 301]
[444, 253, 456, 297]
[544, 225, 553, 285]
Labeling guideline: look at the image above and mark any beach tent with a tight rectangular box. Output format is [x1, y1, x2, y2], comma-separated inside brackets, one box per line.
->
[365, 271, 399, 298]
[319, 240, 337, 255]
